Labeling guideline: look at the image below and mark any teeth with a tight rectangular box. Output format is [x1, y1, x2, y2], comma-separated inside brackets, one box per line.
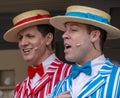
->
[65, 44, 69, 47]
[64, 43, 71, 49]
[23, 48, 32, 53]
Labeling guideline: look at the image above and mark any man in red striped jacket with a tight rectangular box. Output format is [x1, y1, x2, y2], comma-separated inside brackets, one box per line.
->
[3, 9, 71, 98]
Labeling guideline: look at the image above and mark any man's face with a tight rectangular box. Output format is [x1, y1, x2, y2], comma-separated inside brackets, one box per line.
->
[63, 22, 93, 64]
[17, 25, 47, 65]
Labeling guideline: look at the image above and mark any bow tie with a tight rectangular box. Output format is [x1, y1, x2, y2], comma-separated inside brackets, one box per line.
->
[28, 64, 44, 79]
[71, 61, 92, 79]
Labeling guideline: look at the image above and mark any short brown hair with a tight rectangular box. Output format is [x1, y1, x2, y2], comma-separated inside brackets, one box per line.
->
[36, 24, 55, 49]
[86, 24, 107, 51]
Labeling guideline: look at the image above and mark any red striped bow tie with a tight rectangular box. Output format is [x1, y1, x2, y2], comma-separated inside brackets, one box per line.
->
[28, 64, 44, 79]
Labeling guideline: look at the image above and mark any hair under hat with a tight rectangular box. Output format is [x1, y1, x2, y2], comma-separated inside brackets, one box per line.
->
[50, 5, 120, 39]
[4, 9, 51, 42]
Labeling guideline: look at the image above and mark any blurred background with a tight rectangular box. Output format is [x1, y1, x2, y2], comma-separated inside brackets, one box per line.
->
[0, 0, 120, 97]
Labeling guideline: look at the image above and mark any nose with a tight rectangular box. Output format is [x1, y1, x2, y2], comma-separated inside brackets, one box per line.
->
[62, 30, 70, 39]
[19, 37, 28, 47]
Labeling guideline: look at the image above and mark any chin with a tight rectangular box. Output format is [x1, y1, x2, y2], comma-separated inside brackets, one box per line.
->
[65, 56, 75, 62]
[23, 56, 32, 62]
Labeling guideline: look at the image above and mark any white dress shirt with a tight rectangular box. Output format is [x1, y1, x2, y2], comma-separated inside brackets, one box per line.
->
[30, 54, 56, 88]
[72, 55, 106, 98]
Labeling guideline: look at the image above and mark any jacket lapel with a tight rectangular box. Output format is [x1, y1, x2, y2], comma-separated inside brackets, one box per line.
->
[77, 59, 113, 98]
[31, 67, 57, 95]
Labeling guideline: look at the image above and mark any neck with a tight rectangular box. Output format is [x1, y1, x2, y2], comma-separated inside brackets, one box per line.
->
[78, 50, 102, 65]
[32, 50, 54, 67]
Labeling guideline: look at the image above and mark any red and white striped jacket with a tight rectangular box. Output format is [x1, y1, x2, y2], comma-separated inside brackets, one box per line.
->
[14, 57, 71, 98]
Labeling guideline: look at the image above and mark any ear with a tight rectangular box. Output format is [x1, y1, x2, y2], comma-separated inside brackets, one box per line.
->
[90, 30, 100, 42]
[45, 33, 53, 46]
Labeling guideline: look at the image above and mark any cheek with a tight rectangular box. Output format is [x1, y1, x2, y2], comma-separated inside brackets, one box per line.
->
[18, 43, 22, 50]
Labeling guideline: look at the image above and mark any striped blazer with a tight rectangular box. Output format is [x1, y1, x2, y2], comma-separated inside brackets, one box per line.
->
[52, 59, 120, 98]
[14, 57, 71, 98]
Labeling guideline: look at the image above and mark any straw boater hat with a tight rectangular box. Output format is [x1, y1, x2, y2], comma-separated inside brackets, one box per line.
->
[4, 9, 51, 42]
[50, 5, 120, 39]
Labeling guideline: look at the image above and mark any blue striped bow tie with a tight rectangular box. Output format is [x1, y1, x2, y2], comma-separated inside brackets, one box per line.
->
[71, 61, 92, 79]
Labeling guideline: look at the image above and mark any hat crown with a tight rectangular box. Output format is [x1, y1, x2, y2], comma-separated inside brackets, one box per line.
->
[13, 10, 50, 26]
[66, 5, 111, 22]
[50, 5, 120, 40]
[4, 9, 51, 42]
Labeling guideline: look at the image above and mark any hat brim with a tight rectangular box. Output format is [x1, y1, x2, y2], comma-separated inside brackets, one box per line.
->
[50, 16, 120, 39]
[4, 18, 50, 42]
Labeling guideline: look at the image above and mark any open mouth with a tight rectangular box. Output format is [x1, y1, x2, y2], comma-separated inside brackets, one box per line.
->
[64, 43, 71, 50]
[22, 48, 32, 54]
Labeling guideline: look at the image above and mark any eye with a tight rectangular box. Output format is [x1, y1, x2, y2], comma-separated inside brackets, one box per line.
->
[71, 29, 77, 31]
[70, 28, 78, 32]
[27, 34, 35, 38]
[17, 35, 23, 41]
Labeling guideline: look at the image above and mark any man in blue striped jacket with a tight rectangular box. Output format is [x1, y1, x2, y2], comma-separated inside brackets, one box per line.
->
[50, 5, 120, 98]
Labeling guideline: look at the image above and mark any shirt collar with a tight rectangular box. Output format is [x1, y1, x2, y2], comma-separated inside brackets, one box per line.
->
[91, 54, 106, 67]
[42, 53, 56, 72]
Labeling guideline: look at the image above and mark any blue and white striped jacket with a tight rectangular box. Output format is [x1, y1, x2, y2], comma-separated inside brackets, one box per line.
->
[52, 59, 120, 98]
